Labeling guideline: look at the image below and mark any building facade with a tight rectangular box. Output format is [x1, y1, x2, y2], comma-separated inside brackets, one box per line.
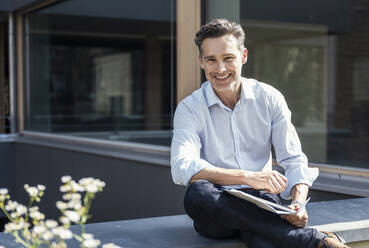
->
[0, 0, 369, 223]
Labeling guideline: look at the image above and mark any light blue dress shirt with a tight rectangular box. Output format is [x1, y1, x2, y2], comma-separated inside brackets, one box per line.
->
[170, 77, 319, 199]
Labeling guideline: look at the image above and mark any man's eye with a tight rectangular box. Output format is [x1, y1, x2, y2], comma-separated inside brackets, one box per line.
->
[207, 59, 216, 62]
[225, 57, 234, 61]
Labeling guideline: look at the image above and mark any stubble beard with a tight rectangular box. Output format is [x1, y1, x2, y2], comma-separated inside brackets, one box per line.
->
[211, 75, 241, 93]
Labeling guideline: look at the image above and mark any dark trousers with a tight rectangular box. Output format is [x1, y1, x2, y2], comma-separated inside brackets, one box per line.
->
[184, 180, 324, 248]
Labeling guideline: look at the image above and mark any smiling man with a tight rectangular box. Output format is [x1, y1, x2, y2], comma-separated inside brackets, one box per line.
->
[170, 19, 350, 248]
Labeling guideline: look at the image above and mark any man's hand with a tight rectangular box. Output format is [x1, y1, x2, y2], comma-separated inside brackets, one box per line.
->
[244, 171, 287, 194]
[281, 183, 310, 227]
[281, 203, 308, 227]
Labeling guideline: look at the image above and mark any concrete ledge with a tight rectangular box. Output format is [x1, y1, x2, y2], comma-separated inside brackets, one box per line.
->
[307, 197, 369, 243]
[1, 198, 369, 247]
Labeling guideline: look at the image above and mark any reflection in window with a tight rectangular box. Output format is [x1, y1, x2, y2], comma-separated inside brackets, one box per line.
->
[204, 0, 369, 168]
[24, 0, 176, 146]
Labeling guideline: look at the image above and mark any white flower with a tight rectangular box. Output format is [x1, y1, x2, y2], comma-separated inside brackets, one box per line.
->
[72, 202, 82, 210]
[62, 193, 71, 201]
[83, 239, 101, 248]
[16, 205, 27, 216]
[95, 179, 106, 188]
[64, 210, 80, 223]
[56, 201, 67, 210]
[37, 184, 46, 191]
[0, 188, 8, 195]
[59, 216, 70, 225]
[67, 199, 82, 210]
[4, 222, 16, 232]
[79, 177, 94, 186]
[82, 233, 94, 240]
[30, 210, 45, 220]
[102, 243, 122, 248]
[86, 184, 98, 193]
[52, 227, 73, 239]
[71, 193, 81, 200]
[33, 225, 46, 235]
[78, 177, 105, 193]
[5, 200, 18, 211]
[61, 175, 72, 183]
[26, 186, 39, 197]
[57, 227, 73, 240]
[4, 220, 29, 232]
[60, 184, 72, 193]
[45, 219, 58, 228]
[70, 181, 84, 192]
[42, 231, 54, 240]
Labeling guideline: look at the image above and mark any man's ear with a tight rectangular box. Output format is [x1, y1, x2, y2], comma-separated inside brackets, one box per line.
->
[242, 48, 248, 64]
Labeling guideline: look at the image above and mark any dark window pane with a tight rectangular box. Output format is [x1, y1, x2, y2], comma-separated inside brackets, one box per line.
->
[0, 21, 9, 134]
[25, 0, 176, 146]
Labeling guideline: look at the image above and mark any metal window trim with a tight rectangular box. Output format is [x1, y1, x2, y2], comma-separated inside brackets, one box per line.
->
[17, 131, 171, 167]
[14, 0, 64, 133]
[8, 13, 17, 134]
[19, 130, 170, 154]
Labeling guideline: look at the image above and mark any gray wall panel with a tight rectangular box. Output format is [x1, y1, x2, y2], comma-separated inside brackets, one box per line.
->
[0, 142, 16, 196]
[15, 142, 186, 223]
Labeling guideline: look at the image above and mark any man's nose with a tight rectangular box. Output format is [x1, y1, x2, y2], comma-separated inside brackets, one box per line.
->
[215, 62, 226, 73]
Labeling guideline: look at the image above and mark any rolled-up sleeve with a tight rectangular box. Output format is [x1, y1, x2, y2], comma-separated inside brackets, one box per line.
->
[170, 102, 214, 186]
[270, 90, 319, 199]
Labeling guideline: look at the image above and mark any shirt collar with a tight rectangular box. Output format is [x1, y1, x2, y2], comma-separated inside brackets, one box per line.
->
[240, 78, 256, 100]
[205, 82, 222, 107]
[205, 78, 255, 108]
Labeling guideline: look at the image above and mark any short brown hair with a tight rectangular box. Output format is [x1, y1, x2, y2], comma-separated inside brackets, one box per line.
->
[195, 18, 245, 56]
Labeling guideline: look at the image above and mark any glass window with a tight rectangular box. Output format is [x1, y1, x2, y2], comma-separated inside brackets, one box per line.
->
[0, 20, 9, 134]
[24, 0, 176, 146]
[203, 0, 369, 168]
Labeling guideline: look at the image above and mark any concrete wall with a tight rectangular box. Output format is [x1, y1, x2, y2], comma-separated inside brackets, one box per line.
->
[14, 142, 186, 223]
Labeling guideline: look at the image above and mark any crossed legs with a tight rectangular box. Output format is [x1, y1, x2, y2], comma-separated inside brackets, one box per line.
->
[184, 180, 324, 248]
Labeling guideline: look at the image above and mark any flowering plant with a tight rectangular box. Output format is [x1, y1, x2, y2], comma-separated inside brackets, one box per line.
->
[0, 176, 121, 248]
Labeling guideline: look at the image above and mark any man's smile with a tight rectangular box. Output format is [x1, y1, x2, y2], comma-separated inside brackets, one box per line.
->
[214, 73, 231, 80]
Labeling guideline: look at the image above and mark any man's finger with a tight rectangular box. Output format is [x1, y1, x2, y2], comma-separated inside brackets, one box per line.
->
[274, 174, 287, 191]
[272, 171, 287, 182]
[266, 185, 277, 194]
[271, 174, 287, 193]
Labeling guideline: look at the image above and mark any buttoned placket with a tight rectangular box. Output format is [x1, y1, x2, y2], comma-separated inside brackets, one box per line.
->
[231, 101, 242, 168]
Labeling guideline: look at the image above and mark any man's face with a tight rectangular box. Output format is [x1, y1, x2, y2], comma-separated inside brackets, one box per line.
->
[199, 34, 247, 93]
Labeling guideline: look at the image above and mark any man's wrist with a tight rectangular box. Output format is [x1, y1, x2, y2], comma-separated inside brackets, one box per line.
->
[242, 170, 255, 186]
[290, 183, 309, 202]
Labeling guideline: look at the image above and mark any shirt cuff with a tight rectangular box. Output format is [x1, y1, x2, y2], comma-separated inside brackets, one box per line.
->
[280, 166, 319, 200]
[183, 159, 214, 186]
